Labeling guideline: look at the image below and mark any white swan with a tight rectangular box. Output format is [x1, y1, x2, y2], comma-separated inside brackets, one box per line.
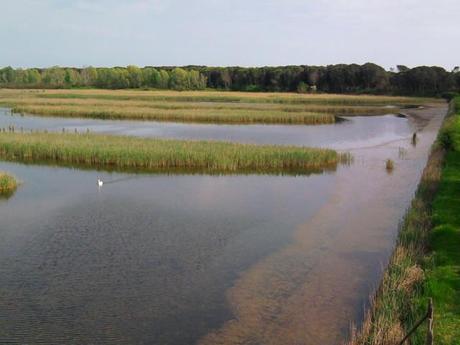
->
[97, 178, 104, 187]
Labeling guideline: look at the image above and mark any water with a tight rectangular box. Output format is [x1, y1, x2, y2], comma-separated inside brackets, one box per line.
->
[0, 162, 336, 345]
[0, 104, 447, 345]
[0, 107, 411, 149]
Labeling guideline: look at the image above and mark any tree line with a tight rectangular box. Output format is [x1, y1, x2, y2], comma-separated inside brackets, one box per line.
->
[0, 66, 207, 91]
[191, 63, 460, 97]
[1, 63, 459, 96]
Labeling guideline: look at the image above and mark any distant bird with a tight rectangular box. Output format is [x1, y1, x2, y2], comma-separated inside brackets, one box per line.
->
[97, 178, 104, 187]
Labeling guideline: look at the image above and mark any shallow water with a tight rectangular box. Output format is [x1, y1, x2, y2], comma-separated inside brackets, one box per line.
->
[0, 163, 336, 345]
[0, 107, 411, 149]
[0, 105, 447, 345]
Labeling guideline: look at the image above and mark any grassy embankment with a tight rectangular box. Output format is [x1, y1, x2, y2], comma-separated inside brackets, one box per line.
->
[348, 99, 460, 345]
[0, 131, 347, 174]
[0, 171, 18, 197]
[423, 97, 460, 344]
[0, 89, 437, 125]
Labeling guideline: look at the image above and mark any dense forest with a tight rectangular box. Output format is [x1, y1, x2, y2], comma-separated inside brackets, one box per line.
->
[1, 63, 459, 97]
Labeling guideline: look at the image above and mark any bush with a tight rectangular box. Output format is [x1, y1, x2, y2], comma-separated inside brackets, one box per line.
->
[441, 92, 460, 101]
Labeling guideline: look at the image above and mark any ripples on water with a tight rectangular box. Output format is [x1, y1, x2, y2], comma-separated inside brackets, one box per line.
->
[0, 107, 437, 345]
[0, 163, 335, 344]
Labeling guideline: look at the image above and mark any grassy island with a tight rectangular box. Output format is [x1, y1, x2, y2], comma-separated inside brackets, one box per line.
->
[0, 131, 347, 174]
[0, 171, 18, 197]
[0, 89, 437, 125]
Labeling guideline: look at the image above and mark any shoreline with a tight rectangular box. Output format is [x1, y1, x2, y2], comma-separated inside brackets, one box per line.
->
[346, 101, 453, 345]
[197, 104, 447, 345]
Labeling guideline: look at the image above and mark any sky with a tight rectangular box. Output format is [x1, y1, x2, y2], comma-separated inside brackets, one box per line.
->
[1, 0, 459, 70]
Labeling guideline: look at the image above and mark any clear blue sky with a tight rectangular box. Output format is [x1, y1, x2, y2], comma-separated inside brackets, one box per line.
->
[2, 0, 459, 70]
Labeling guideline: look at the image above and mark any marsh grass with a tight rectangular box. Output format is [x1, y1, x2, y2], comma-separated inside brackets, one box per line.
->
[0, 96, 403, 114]
[27, 89, 435, 106]
[0, 89, 436, 125]
[0, 131, 347, 174]
[385, 159, 395, 171]
[0, 171, 18, 197]
[9, 104, 336, 125]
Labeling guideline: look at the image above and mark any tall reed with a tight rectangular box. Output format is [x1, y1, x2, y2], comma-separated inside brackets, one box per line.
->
[0, 131, 347, 174]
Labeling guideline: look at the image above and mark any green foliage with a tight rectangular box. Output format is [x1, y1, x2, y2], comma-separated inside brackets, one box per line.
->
[1, 64, 458, 95]
[296, 81, 308, 93]
[441, 91, 459, 101]
[0, 66, 206, 91]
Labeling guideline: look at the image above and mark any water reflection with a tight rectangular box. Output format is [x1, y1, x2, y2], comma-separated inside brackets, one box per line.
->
[0, 107, 413, 149]
[0, 104, 446, 345]
[0, 162, 335, 345]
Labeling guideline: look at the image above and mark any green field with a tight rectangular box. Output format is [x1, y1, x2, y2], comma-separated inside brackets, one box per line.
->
[0, 89, 437, 125]
[0, 131, 347, 174]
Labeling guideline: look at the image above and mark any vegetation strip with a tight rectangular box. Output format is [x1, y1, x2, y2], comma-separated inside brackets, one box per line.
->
[0, 64, 458, 96]
[8, 104, 335, 125]
[348, 99, 460, 345]
[0, 89, 434, 125]
[0, 171, 18, 197]
[422, 102, 460, 344]
[0, 132, 346, 174]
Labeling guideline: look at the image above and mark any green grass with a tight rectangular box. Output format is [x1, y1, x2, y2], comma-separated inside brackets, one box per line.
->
[0, 131, 346, 174]
[421, 110, 460, 344]
[0, 89, 437, 125]
[0, 171, 18, 197]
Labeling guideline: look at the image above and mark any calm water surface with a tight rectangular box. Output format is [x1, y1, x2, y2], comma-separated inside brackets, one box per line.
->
[0, 163, 335, 345]
[0, 105, 446, 345]
[0, 107, 410, 149]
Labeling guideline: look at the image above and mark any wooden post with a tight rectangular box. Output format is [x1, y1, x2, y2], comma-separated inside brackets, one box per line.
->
[398, 298, 434, 345]
[426, 298, 434, 345]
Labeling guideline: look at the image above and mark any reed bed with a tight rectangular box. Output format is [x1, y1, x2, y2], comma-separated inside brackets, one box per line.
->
[0, 96, 402, 115]
[0, 131, 346, 174]
[8, 104, 335, 124]
[23, 89, 434, 106]
[0, 171, 18, 196]
[0, 89, 436, 125]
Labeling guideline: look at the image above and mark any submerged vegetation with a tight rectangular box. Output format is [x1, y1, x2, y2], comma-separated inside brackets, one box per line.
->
[0, 171, 18, 197]
[0, 89, 436, 125]
[0, 131, 347, 174]
[348, 99, 460, 345]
